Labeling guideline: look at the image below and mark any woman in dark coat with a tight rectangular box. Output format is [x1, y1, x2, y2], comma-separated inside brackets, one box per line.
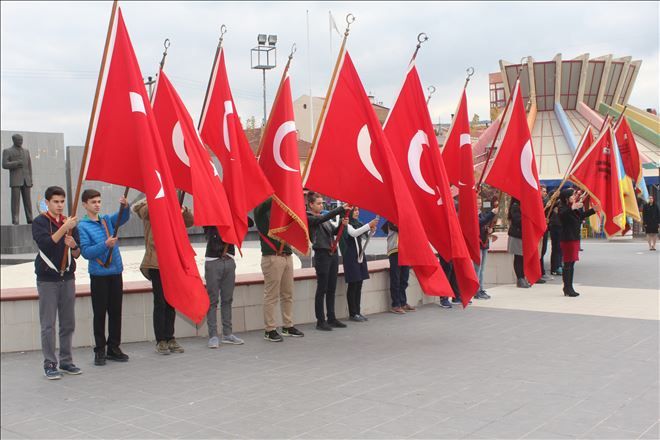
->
[558, 188, 596, 297]
[507, 198, 529, 288]
[339, 208, 378, 322]
[642, 195, 659, 251]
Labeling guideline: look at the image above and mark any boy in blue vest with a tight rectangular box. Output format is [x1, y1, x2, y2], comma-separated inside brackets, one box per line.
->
[78, 189, 130, 366]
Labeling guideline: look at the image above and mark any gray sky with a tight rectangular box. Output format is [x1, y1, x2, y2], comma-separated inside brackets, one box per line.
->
[1, 1, 658, 147]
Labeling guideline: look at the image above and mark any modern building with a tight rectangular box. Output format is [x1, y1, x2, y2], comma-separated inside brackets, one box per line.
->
[475, 53, 659, 188]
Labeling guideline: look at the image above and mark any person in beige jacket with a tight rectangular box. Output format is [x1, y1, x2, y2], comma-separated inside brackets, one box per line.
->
[133, 199, 194, 355]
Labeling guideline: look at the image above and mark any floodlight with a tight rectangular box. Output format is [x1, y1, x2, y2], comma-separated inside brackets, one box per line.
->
[268, 34, 277, 46]
[257, 34, 267, 45]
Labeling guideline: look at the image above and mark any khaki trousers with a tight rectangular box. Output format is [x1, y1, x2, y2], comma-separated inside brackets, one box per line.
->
[261, 255, 294, 331]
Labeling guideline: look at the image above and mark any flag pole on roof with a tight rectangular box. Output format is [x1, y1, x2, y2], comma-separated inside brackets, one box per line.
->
[256, 43, 297, 158]
[302, 13, 356, 183]
[476, 57, 528, 191]
[198, 24, 227, 131]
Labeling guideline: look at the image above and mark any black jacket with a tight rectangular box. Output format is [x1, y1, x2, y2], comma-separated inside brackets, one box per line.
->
[204, 226, 235, 258]
[478, 211, 496, 250]
[32, 214, 79, 281]
[307, 205, 345, 251]
[507, 201, 522, 239]
[642, 202, 660, 231]
[559, 205, 595, 241]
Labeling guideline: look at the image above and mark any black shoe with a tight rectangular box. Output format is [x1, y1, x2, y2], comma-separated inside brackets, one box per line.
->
[94, 351, 106, 366]
[282, 327, 304, 337]
[564, 290, 579, 297]
[264, 330, 283, 342]
[316, 321, 333, 331]
[536, 278, 546, 284]
[327, 319, 347, 328]
[106, 347, 129, 362]
[451, 297, 462, 304]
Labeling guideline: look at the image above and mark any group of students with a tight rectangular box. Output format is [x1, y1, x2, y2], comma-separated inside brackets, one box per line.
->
[31, 186, 396, 380]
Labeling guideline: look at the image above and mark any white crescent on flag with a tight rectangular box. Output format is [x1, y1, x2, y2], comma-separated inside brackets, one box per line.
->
[273, 121, 298, 172]
[357, 124, 383, 183]
[407, 130, 434, 195]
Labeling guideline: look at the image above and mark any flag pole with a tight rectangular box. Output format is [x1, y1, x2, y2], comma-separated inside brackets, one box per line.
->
[302, 13, 356, 183]
[101, 38, 170, 267]
[443, 67, 475, 154]
[476, 59, 527, 191]
[256, 44, 297, 158]
[60, 0, 118, 273]
[408, 33, 428, 65]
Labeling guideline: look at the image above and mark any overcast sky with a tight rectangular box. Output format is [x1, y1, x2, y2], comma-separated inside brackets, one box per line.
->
[1, 1, 658, 147]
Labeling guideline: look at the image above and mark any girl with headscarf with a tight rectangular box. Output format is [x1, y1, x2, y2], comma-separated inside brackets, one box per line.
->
[340, 208, 378, 322]
[642, 195, 659, 251]
[558, 188, 596, 297]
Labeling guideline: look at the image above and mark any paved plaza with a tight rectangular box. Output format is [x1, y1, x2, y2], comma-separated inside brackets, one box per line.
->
[1, 241, 658, 439]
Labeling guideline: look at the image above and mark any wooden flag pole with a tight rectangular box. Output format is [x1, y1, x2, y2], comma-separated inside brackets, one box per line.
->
[302, 13, 356, 183]
[255, 43, 297, 158]
[61, 0, 118, 273]
[476, 59, 528, 191]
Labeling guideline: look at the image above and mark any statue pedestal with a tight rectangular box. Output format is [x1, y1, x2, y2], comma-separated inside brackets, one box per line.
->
[1, 224, 36, 254]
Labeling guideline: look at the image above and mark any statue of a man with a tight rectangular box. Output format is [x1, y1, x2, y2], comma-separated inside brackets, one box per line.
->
[2, 134, 33, 225]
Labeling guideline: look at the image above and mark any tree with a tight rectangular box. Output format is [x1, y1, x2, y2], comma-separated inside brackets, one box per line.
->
[471, 113, 480, 128]
[246, 115, 257, 130]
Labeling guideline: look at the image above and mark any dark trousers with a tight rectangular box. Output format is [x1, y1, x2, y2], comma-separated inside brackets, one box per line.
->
[540, 230, 549, 275]
[389, 253, 410, 308]
[347, 281, 363, 316]
[313, 250, 338, 322]
[11, 185, 32, 225]
[90, 274, 123, 352]
[514, 255, 525, 279]
[550, 226, 563, 272]
[149, 269, 176, 342]
[439, 256, 460, 300]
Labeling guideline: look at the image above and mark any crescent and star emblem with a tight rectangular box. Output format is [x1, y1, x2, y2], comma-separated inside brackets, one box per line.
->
[273, 121, 298, 172]
[357, 125, 383, 183]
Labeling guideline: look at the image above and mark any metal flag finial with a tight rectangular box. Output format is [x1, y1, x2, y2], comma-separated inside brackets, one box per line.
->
[289, 43, 297, 60]
[159, 38, 171, 71]
[219, 24, 228, 46]
[345, 13, 356, 36]
[426, 85, 436, 105]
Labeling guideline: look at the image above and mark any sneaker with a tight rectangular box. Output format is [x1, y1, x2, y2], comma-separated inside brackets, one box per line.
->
[59, 364, 82, 375]
[316, 321, 333, 331]
[167, 339, 184, 353]
[328, 319, 347, 328]
[479, 291, 491, 300]
[451, 297, 462, 304]
[350, 315, 365, 322]
[390, 307, 406, 314]
[222, 334, 244, 345]
[94, 351, 106, 366]
[107, 347, 129, 362]
[473, 291, 486, 300]
[208, 336, 220, 349]
[156, 341, 170, 355]
[402, 304, 416, 312]
[282, 327, 304, 337]
[264, 330, 283, 342]
[358, 314, 369, 321]
[44, 363, 62, 380]
[541, 274, 553, 281]
[439, 298, 453, 308]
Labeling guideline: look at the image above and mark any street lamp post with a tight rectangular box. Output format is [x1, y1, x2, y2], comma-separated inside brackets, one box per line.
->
[251, 34, 277, 126]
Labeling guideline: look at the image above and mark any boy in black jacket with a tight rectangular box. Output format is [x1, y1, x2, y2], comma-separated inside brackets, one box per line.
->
[32, 186, 82, 379]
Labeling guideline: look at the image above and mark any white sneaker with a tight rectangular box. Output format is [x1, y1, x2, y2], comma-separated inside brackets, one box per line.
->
[208, 336, 220, 349]
[222, 334, 244, 345]
[541, 274, 553, 281]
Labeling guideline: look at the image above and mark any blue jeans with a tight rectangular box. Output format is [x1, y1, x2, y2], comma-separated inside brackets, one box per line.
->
[473, 248, 488, 292]
[389, 253, 410, 308]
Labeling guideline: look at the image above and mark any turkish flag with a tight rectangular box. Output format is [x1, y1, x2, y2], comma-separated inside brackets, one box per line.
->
[614, 117, 643, 186]
[257, 74, 310, 254]
[484, 80, 545, 285]
[568, 126, 594, 174]
[441, 89, 481, 266]
[152, 70, 238, 245]
[384, 64, 478, 305]
[199, 48, 273, 245]
[82, 7, 209, 323]
[569, 126, 625, 237]
[304, 51, 452, 296]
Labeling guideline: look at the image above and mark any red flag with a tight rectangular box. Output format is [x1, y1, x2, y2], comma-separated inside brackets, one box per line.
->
[82, 8, 209, 323]
[199, 47, 273, 245]
[257, 74, 310, 254]
[384, 64, 478, 305]
[484, 80, 545, 285]
[441, 89, 480, 266]
[152, 70, 238, 245]
[614, 117, 642, 185]
[304, 51, 452, 296]
[568, 126, 625, 237]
